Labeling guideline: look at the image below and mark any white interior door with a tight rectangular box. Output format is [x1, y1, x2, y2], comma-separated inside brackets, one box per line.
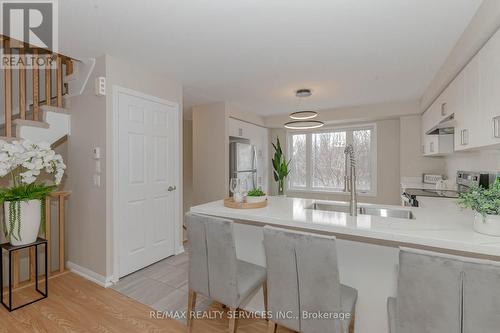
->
[117, 90, 179, 277]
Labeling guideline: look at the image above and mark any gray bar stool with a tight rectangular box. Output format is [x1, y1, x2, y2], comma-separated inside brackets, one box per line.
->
[461, 257, 500, 333]
[387, 248, 464, 333]
[186, 213, 267, 333]
[263, 226, 357, 333]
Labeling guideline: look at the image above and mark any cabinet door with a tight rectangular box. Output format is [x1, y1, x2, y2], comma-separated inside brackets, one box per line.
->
[228, 118, 246, 138]
[479, 28, 500, 146]
[455, 57, 480, 151]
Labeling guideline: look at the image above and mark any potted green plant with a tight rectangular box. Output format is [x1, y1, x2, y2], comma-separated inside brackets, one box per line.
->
[272, 137, 291, 196]
[458, 179, 500, 236]
[246, 187, 267, 204]
[0, 140, 66, 245]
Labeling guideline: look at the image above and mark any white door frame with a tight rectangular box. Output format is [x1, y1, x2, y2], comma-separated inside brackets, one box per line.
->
[111, 85, 183, 283]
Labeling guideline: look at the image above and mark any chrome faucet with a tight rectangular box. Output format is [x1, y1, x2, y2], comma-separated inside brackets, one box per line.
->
[344, 144, 357, 216]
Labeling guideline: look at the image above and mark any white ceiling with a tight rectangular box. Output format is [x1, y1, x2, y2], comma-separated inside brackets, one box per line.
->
[59, 0, 483, 116]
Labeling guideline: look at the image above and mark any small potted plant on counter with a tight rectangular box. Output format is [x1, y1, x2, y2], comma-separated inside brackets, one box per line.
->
[0, 140, 66, 246]
[458, 178, 500, 236]
[246, 188, 267, 204]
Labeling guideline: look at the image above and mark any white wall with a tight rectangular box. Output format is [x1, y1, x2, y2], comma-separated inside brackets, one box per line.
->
[66, 55, 108, 277]
[399, 115, 446, 178]
[444, 149, 500, 182]
[183, 119, 193, 240]
[192, 102, 229, 205]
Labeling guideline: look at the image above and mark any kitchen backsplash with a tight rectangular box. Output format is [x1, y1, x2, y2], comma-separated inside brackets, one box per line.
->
[445, 149, 500, 182]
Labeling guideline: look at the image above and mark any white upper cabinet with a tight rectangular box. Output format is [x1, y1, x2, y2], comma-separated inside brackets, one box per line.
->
[229, 117, 249, 138]
[455, 56, 480, 151]
[478, 28, 500, 147]
[422, 26, 500, 155]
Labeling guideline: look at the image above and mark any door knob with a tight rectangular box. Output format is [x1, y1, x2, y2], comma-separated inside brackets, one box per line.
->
[168, 186, 176, 192]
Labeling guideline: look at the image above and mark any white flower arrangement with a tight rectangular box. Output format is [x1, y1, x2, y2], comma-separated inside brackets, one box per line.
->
[0, 140, 66, 243]
[0, 140, 66, 186]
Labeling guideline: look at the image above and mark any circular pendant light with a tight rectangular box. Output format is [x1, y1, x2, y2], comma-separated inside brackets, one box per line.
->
[284, 88, 323, 129]
[289, 110, 318, 120]
[284, 120, 324, 130]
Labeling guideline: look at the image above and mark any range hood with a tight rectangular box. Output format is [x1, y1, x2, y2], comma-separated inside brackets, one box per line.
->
[426, 113, 455, 135]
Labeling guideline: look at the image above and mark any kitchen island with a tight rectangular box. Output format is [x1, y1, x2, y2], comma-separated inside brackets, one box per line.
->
[190, 196, 500, 333]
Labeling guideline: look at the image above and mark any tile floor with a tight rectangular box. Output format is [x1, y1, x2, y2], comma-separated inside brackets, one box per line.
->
[112, 247, 212, 323]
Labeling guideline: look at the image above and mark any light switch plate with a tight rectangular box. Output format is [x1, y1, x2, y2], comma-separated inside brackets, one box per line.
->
[95, 77, 106, 96]
[93, 146, 101, 159]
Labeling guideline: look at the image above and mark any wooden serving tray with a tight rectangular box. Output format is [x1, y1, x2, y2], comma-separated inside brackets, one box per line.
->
[224, 197, 268, 209]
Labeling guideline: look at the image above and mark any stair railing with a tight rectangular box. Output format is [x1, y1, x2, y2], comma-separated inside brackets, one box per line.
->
[1, 34, 74, 137]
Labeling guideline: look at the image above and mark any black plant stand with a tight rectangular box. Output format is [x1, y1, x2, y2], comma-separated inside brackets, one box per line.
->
[0, 238, 48, 311]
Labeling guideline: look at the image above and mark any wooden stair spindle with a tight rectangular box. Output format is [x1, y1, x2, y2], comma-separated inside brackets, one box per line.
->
[19, 51, 27, 120]
[3, 38, 12, 137]
[56, 55, 63, 108]
[45, 54, 52, 107]
[33, 49, 40, 121]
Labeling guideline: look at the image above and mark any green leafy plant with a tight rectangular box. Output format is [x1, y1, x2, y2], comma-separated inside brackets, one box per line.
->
[0, 140, 65, 242]
[0, 183, 55, 241]
[247, 188, 266, 197]
[272, 137, 291, 195]
[458, 179, 500, 220]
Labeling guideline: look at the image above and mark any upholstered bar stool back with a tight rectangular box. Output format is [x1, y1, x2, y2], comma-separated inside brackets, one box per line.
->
[185, 213, 267, 333]
[263, 226, 357, 333]
[387, 248, 463, 333]
[462, 259, 500, 333]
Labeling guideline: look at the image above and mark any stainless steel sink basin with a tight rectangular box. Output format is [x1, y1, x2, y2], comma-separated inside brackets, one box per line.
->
[307, 203, 415, 220]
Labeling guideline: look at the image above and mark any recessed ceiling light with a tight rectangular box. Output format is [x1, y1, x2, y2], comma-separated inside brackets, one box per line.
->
[289, 111, 318, 120]
[284, 120, 325, 130]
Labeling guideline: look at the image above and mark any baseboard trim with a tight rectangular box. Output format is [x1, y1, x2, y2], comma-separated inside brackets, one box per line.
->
[66, 261, 113, 288]
[175, 245, 185, 255]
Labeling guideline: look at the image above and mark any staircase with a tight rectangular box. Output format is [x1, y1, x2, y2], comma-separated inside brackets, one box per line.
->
[1, 35, 75, 289]
[1, 34, 73, 146]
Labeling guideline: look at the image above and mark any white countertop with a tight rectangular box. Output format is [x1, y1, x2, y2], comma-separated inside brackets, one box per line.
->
[190, 196, 500, 258]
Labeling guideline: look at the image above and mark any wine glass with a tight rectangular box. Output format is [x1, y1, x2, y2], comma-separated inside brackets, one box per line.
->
[230, 178, 240, 196]
[239, 178, 249, 196]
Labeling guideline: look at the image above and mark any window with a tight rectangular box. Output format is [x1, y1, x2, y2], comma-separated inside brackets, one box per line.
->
[288, 125, 377, 195]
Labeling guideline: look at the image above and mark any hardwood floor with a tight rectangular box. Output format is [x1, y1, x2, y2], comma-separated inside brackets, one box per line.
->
[0, 272, 292, 332]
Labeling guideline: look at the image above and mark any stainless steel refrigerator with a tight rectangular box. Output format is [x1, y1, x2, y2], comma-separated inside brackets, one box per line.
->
[229, 142, 257, 194]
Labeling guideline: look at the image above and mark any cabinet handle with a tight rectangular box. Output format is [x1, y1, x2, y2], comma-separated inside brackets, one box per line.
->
[421, 144, 425, 154]
[494, 116, 500, 138]
[430, 142, 434, 153]
[441, 103, 447, 117]
[238, 128, 243, 136]
[461, 129, 469, 145]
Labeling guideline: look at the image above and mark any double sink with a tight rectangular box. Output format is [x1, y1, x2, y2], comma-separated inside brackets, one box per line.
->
[307, 202, 415, 220]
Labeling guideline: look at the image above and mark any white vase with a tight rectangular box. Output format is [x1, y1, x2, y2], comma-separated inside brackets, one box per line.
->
[4, 199, 42, 246]
[473, 212, 500, 237]
[246, 195, 267, 204]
